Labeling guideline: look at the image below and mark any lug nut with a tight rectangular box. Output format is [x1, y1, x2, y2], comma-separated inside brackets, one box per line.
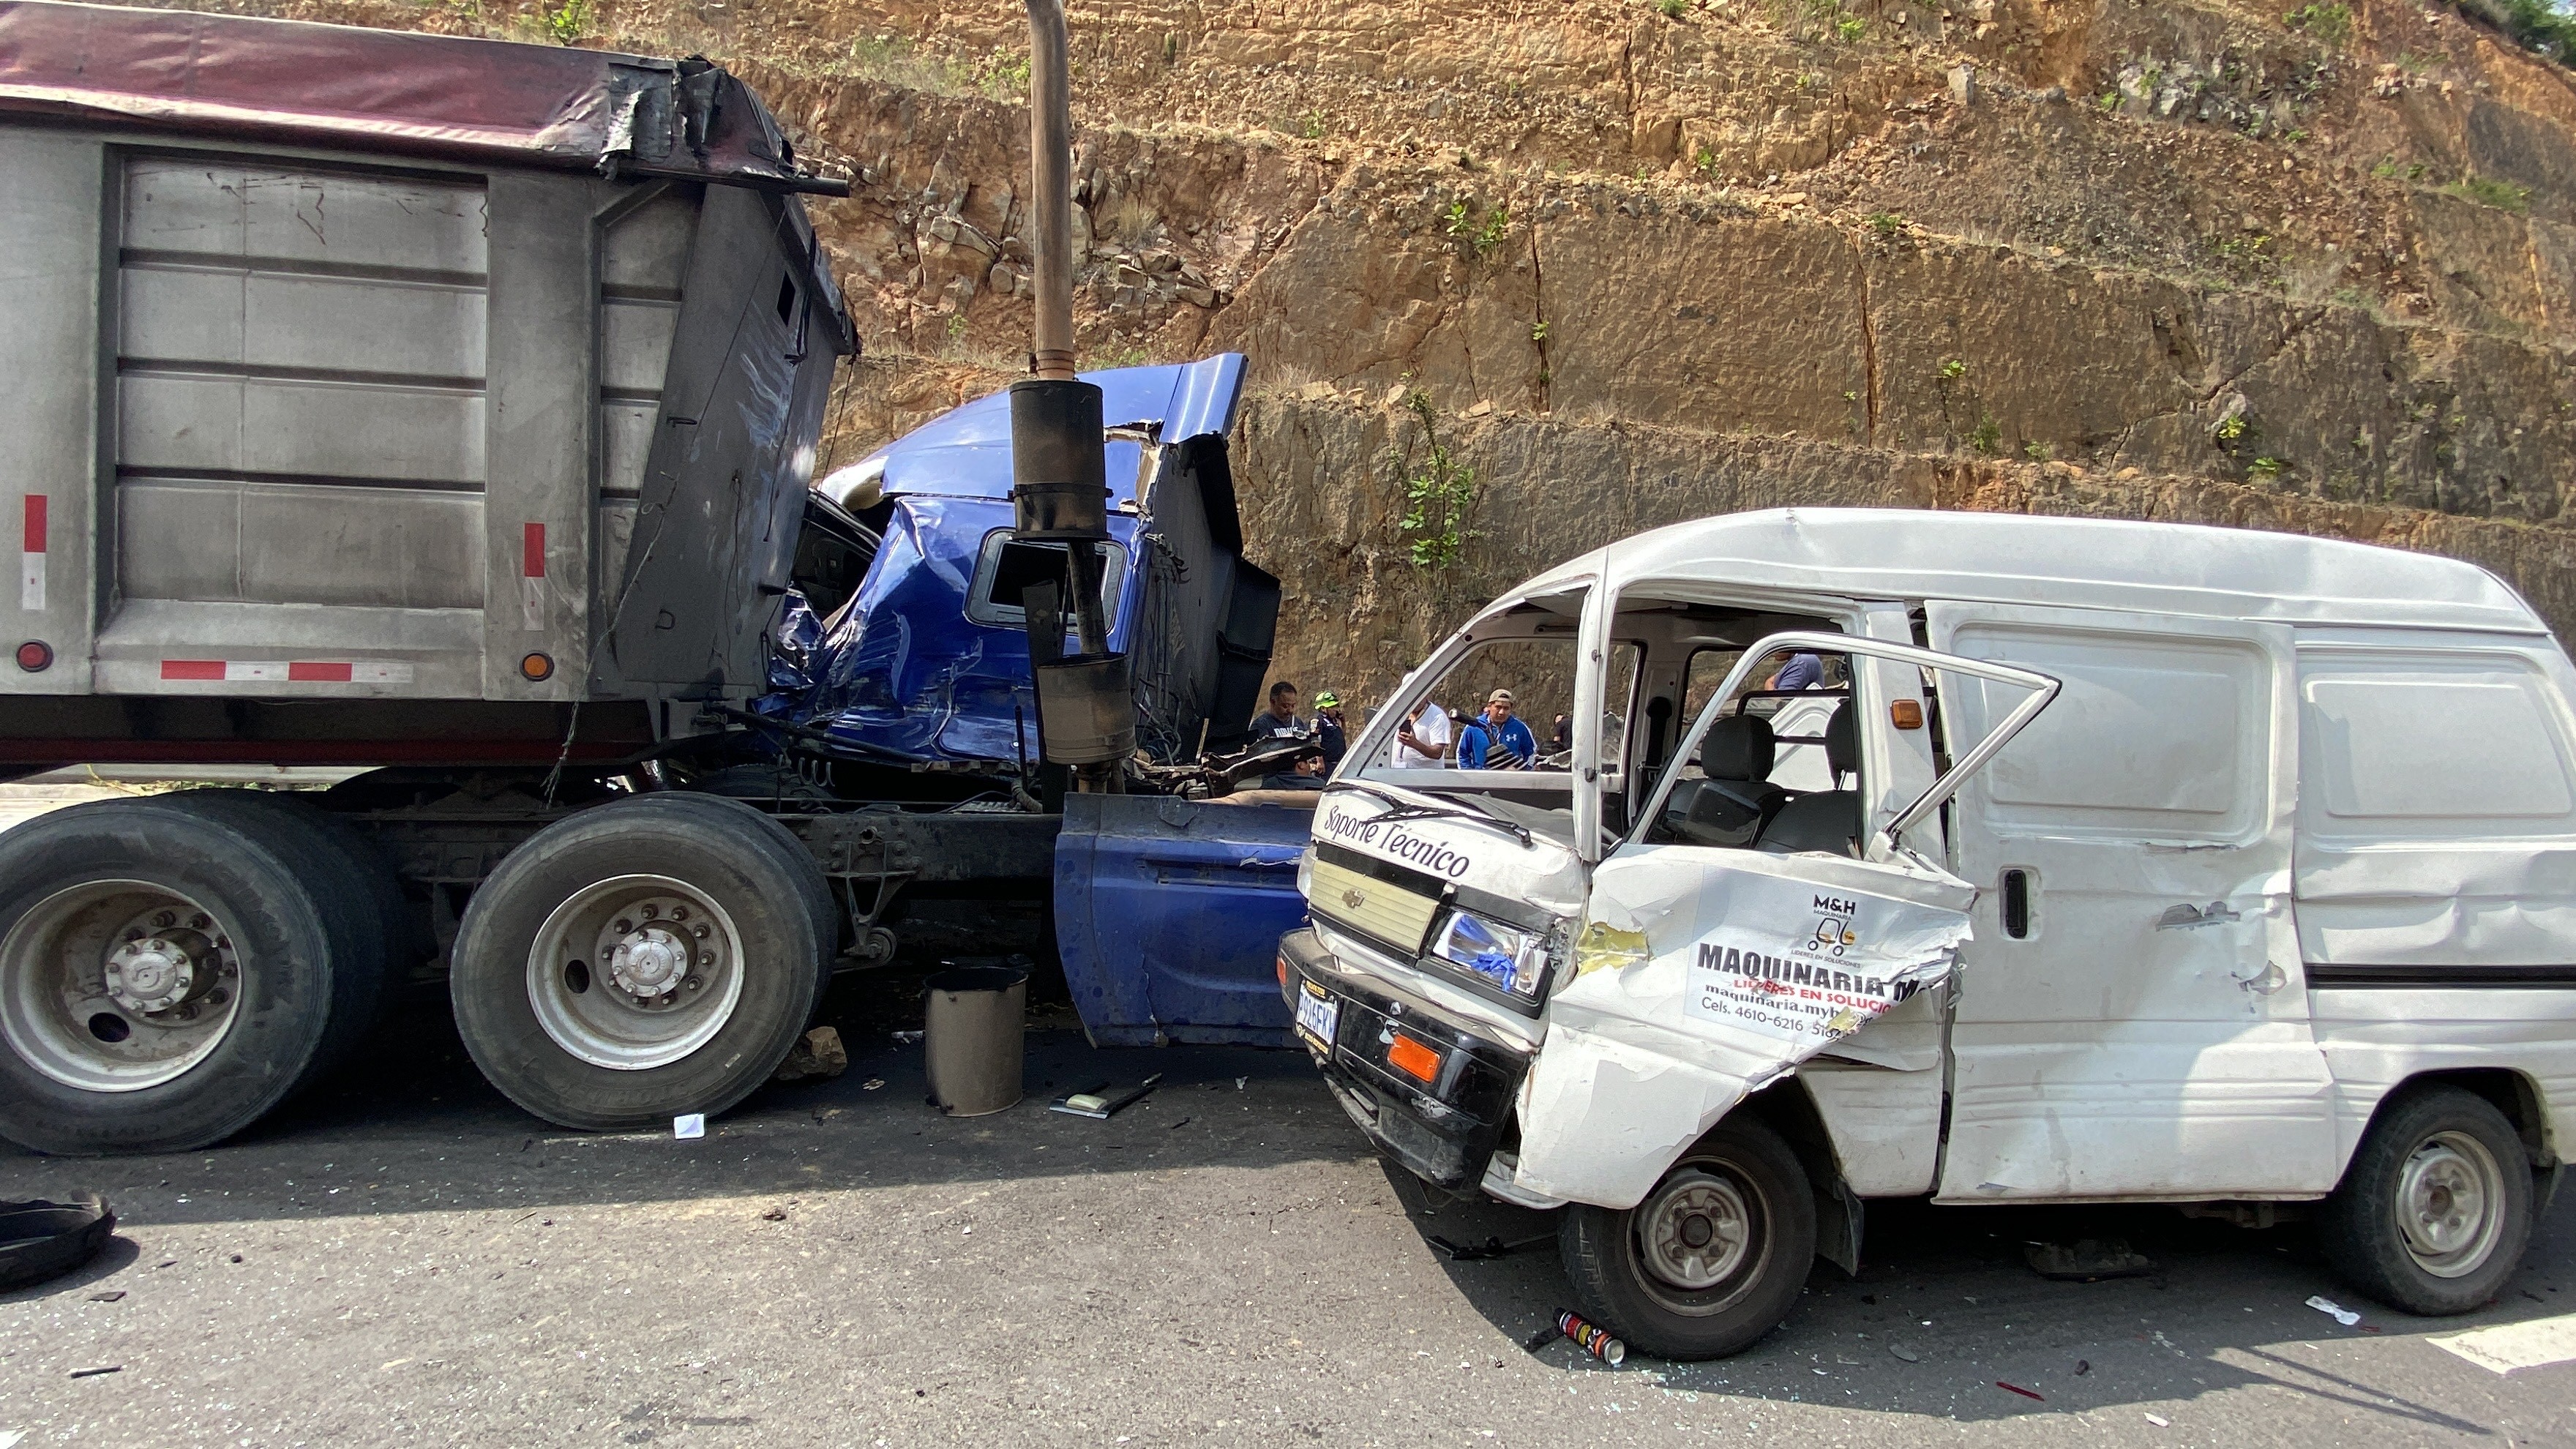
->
[124, 929, 144, 943]
[684, 976, 702, 992]
[640, 903, 658, 919]
[153, 911, 176, 928]
[697, 951, 715, 967]
[613, 918, 633, 935]
[206, 988, 229, 1006]
[190, 914, 210, 929]
[670, 906, 689, 921]
[691, 924, 711, 940]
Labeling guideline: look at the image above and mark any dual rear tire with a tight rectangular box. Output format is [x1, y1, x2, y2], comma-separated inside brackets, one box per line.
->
[0, 790, 834, 1153]
[0, 792, 400, 1154]
[451, 793, 834, 1131]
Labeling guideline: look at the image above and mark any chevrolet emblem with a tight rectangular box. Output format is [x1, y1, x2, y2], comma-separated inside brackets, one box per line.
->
[1341, 888, 1366, 910]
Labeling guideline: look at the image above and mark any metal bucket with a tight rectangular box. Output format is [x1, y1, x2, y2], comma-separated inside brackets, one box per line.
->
[923, 966, 1027, 1116]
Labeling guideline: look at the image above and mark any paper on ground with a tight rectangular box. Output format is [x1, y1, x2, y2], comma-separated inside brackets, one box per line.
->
[2429, 1313, 2576, 1374]
[673, 1113, 705, 1139]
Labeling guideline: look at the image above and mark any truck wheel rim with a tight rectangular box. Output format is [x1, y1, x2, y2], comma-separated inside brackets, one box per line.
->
[1, 880, 244, 1093]
[1632, 1160, 1769, 1310]
[526, 874, 746, 1071]
[2397, 1130, 2506, 1279]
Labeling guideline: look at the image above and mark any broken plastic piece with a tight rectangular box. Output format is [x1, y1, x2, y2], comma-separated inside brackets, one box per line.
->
[2305, 1295, 2362, 1326]
[1996, 1381, 2045, 1401]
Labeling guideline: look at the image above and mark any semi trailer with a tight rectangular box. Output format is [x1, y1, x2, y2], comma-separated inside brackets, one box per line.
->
[0, 1, 1309, 1156]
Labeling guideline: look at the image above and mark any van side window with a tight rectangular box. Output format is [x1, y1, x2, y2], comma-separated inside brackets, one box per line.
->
[2299, 654, 2576, 834]
[1945, 626, 2269, 845]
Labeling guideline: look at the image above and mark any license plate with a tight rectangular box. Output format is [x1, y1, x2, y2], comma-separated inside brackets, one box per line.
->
[1295, 981, 1341, 1055]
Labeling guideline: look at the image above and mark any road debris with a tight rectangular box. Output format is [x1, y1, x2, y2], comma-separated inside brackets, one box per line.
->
[1556, 1310, 1626, 1366]
[1889, 1344, 1920, 1363]
[861, 1079, 886, 1091]
[67, 1366, 121, 1379]
[771, 1027, 848, 1084]
[891, 1030, 924, 1045]
[759, 1208, 787, 1222]
[1049, 1074, 1163, 1119]
[1996, 1381, 2045, 1401]
[86, 1290, 125, 1303]
[2025, 1238, 2155, 1281]
[673, 1114, 706, 1140]
[2145, 1413, 2171, 1427]
[0, 1196, 116, 1292]
[2305, 1295, 2362, 1327]
[1426, 1233, 1552, 1262]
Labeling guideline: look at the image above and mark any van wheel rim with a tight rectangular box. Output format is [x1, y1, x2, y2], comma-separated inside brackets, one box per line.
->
[1, 880, 244, 1093]
[2397, 1130, 2507, 1278]
[526, 874, 745, 1071]
[1638, 1167, 1756, 1292]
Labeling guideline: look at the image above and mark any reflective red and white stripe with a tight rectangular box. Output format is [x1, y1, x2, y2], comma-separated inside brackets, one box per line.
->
[20, 494, 44, 612]
[522, 522, 546, 630]
[160, 659, 416, 684]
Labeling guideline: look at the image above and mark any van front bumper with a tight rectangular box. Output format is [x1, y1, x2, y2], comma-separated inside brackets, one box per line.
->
[1278, 927, 1531, 1193]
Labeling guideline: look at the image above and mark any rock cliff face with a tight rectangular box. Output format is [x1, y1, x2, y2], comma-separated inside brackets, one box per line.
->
[132, 0, 2576, 700]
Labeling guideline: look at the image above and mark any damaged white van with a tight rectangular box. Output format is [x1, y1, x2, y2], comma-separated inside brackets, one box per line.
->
[1281, 508, 2576, 1360]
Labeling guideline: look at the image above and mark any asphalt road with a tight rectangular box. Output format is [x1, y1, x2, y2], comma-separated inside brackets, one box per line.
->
[7, 986, 2576, 1449]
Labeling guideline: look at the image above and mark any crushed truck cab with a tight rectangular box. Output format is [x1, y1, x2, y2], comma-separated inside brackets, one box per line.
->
[1288, 506, 2576, 1360]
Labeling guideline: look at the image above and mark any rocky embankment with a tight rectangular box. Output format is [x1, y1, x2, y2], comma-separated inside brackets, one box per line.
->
[140, 0, 2576, 694]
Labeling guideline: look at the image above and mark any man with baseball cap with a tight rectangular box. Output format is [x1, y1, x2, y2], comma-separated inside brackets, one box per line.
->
[1457, 688, 1538, 770]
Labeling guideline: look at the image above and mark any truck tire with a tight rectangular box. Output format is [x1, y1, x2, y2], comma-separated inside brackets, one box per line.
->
[153, 790, 407, 1071]
[0, 798, 353, 1153]
[626, 791, 841, 966]
[1557, 1115, 1817, 1360]
[2322, 1085, 2535, 1316]
[449, 795, 830, 1131]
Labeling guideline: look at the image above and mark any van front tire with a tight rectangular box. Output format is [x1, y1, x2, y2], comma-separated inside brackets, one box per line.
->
[2322, 1085, 2534, 1317]
[1557, 1115, 1816, 1360]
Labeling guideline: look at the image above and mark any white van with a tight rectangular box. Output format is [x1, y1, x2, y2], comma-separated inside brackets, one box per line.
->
[1280, 508, 2576, 1360]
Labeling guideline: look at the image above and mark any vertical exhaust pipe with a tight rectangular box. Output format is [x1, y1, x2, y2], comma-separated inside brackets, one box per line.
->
[1012, 0, 1128, 790]
[1024, 0, 1077, 383]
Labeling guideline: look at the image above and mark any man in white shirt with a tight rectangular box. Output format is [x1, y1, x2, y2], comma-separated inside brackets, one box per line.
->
[1393, 698, 1452, 767]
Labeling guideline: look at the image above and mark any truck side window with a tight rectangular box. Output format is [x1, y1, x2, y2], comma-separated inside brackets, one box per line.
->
[965, 532, 1128, 631]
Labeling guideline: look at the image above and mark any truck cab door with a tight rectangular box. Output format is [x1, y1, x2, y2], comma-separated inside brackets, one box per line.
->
[1926, 602, 2338, 1201]
[1510, 632, 2059, 1209]
[1052, 793, 1314, 1046]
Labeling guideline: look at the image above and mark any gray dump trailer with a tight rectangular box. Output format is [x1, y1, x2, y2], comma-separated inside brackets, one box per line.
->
[0, 2, 1305, 1157]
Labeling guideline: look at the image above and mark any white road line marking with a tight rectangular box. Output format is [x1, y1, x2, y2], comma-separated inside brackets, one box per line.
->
[2430, 1313, 2576, 1374]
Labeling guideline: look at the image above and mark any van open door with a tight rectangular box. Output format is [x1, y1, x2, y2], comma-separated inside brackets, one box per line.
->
[1509, 632, 2058, 1209]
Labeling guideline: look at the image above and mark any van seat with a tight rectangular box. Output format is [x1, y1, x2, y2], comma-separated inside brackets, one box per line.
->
[1665, 715, 1786, 847]
[1759, 703, 1861, 856]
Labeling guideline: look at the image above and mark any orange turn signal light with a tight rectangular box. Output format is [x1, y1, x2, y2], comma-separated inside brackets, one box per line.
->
[520, 651, 555, 681]
[1276, 955, 1289, 989]
[1890, 699, 1925, 730]
[1387, 1033, 1441, 1083]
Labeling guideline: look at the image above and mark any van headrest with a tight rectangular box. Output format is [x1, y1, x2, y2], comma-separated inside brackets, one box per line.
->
[1824, 701, 1858, 778]
[1702, 714, 1775, 782]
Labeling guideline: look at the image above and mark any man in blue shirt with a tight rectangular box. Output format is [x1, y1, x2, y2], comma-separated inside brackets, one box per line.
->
[1458, 689, 1538, 770]
[1769, 652, 1823, 691]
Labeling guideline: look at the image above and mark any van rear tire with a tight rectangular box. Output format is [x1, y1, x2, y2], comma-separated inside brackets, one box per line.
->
[1557, 1115, 1816, 1360]
[2322, 1085, 2534, 1317]
[449, 795, 829, 1131]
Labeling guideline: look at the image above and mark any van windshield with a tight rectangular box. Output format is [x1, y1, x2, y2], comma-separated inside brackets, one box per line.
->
[1347, 604, 1636, 836]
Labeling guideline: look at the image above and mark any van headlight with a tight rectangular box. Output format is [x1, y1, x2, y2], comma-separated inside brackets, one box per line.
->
[1429, 909, 1557, 1000]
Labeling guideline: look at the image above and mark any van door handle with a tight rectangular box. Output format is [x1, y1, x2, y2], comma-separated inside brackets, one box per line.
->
[2156, 901, 2242, 929]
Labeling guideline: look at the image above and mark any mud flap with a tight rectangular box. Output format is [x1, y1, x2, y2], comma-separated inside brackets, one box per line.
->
[1052, 793, 1314, 1046]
